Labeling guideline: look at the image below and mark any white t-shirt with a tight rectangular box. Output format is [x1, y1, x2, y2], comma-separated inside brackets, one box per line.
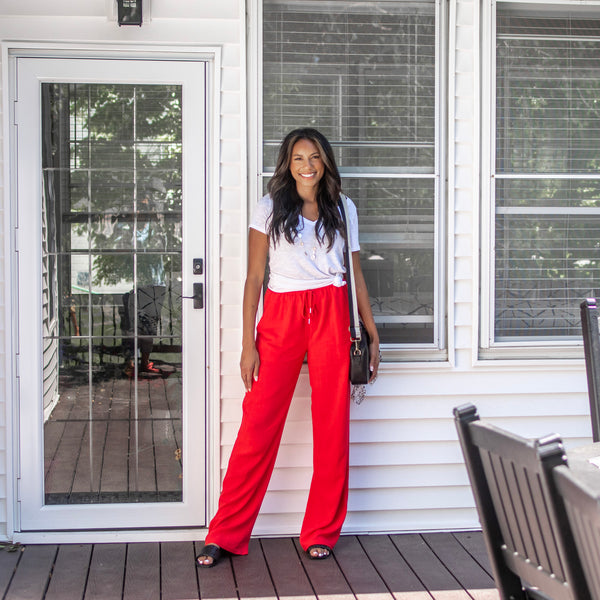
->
[249, 194, 360, 293]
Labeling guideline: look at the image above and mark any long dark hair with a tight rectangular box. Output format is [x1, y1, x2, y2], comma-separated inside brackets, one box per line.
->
[267, 128, 344, 249]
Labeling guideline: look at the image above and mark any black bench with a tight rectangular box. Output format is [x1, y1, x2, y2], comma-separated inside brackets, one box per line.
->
[580, 298, 600, 442]
[555, 458, 600, 600]
[454, 403, 591, 600]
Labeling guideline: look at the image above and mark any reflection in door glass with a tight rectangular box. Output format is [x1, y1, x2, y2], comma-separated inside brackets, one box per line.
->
[41, 83, 184, 504]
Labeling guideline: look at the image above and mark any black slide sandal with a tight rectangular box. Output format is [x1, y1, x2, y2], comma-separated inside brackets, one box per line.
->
[196, 544, 224, 568]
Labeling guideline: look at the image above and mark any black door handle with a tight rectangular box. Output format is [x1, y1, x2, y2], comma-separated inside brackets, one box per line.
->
[182, 283, 203, 309]
[192, 283, 203, 309]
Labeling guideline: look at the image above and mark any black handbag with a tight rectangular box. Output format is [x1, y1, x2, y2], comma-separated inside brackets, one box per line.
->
[339, 194, 371, 385]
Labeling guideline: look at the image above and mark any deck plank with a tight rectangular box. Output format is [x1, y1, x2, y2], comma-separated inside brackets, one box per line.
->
[391, 534, 471, 600]
[452, 531, 494, 579]
[231, 538, 277, 600]
[293, 537, 355, 600]
[421, 533, 499, 600]
[194, 540, 239, 600]
[123, 543, 160, 600]
[0, 547, 22, 597]
[45, 544, 92, 600]
[84, 543, 126, 600]
[357, 535, 432, 600]
[260, 538, 315, 600]
[4, 544, 56, 600]
[333, 535, 393, 600]
[160, 542, 200, 600]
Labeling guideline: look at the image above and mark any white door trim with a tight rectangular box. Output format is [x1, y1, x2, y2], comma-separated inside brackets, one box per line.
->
[3, 44, 222, 540]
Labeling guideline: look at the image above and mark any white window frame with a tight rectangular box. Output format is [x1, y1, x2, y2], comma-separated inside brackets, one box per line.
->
[248, 0, 448, 362]
[480, 0, 600, 360]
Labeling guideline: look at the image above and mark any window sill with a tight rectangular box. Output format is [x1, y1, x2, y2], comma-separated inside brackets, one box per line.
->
[478, 344, 584, 362]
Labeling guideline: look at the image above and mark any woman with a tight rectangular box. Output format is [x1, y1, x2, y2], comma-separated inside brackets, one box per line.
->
[196, 128, 380, 567]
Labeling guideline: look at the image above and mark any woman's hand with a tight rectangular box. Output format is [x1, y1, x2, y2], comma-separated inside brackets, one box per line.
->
[368, 338, 381, 383]
[240, 344, 260, 392]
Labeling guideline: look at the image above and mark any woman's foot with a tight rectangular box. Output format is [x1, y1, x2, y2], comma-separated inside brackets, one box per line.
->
[196, 543, 223, 568]
[307, 544, 332, 560]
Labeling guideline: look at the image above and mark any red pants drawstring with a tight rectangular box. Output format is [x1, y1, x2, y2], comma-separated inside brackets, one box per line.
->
[205, 284, 351, 554]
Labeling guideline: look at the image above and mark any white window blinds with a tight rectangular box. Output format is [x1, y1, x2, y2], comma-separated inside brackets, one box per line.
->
[494, 8, 600, 342]
[262, 0, 440, 347]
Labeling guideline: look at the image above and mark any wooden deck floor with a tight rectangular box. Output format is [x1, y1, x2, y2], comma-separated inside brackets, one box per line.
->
[0, 532, 499, 600]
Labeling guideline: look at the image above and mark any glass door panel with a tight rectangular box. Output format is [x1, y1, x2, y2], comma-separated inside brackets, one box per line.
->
[42, 82, 184, 505]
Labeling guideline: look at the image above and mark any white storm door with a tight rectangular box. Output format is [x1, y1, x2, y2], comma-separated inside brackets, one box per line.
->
[15, 57, 208, 531]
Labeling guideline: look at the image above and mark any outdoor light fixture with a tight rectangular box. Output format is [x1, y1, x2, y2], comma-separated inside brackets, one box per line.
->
[117, 0, 143, 26]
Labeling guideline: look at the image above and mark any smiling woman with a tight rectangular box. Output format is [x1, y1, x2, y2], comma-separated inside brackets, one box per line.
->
[196, 128, 380, 567]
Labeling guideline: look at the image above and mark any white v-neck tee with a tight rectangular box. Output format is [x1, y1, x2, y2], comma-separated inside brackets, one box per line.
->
[249, 194, 360, 293]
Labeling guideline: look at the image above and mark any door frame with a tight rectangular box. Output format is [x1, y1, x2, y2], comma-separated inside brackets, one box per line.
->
[2, 43, 222, 542]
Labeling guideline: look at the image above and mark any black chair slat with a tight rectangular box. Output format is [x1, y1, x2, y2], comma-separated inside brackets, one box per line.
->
[480, 451, 524, 556]
[506, 461, 542, 565]
[526, 469, 565, 579]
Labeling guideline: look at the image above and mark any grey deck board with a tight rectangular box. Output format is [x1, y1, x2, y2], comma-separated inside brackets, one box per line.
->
[231, 538, 277, 600]
[260, 537, 315, 600]
[45, 544, 92, 600]
[357, 534, 432, 600]
[334, 535, 394, 600]
[194, 540, 238, 600]
[293, 537, 355, 600]
[0, 546, 22, 597]
[421, 533, 499, 600]
[123, 542, 160, 600]
[0, 533, 499, 600]
[161, 542, 200, 600]
[452, 531, 494, 579]
[391, 534, 472, 600]
[4, 544, 56, 600]
[85, 543, 126, 600]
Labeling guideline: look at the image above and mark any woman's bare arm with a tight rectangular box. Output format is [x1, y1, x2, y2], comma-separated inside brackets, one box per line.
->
[240, 228, 269, 391]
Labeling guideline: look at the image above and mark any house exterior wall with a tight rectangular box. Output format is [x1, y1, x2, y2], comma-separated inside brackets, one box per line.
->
[0, 0, 593, 542]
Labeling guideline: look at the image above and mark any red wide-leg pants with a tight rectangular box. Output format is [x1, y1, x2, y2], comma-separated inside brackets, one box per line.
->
[205, 284, 351, 554]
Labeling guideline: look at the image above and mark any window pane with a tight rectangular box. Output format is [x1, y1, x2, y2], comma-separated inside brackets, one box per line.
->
[344, 178, 435, 343]
[493, 8, 600, 341]
[263, 0, 436, 172]
[495, 211, 600, 340]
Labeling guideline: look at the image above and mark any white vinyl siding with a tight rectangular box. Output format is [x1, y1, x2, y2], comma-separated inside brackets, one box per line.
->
[0, 0, 595, 543]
